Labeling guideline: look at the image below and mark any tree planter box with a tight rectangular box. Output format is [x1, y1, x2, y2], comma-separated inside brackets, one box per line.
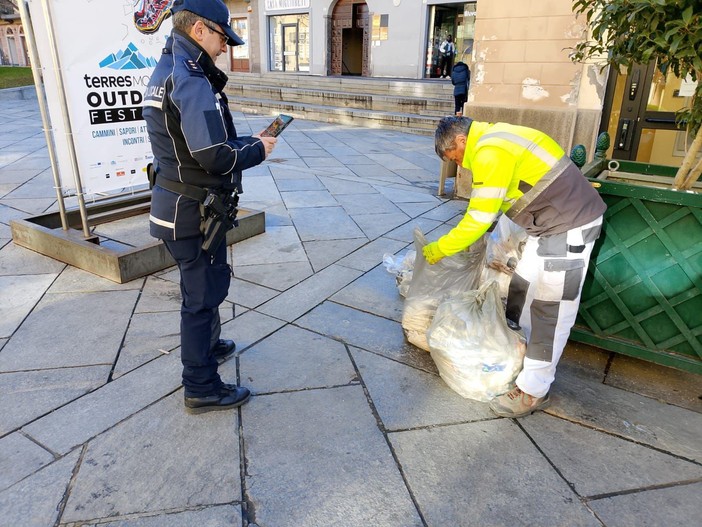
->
[573, 159, 702, 374]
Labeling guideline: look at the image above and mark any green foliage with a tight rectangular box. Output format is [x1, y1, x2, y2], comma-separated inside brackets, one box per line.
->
[572, 0, 702, 135]
[0, 66, 34, 89]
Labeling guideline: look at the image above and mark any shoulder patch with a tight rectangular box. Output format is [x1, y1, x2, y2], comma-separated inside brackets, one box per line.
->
[183, 58, 204, 76]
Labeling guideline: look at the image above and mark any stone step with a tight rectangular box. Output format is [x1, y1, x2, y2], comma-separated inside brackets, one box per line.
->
[230, 96, 441, 136]
[225, 83, 453, 117]
[227, 72, 454, 98]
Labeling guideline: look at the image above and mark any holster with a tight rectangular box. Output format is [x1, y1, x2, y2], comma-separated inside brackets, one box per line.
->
[150, 167, 238, 257]
[200, 190, 239, 257]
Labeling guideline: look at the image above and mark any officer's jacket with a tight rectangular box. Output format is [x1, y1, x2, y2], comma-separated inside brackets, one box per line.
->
[143, 30, 265, 240]
[437, 121, 606, 257]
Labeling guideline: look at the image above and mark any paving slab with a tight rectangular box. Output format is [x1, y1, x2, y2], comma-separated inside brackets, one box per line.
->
[93, 213, 157, 247]
[384, 216, 444, 244]
[317, 175, 376, 194]
[0, 365, 109, 436]
[74, 505, 242, 527]
[302, 238, 367, 271]
[419, 199, 467, 221]
[335, 192, 401, 215]
[0, 197, 55, 215]
[394, 201, 442, 219]
[0, 431, 55, 492]
[134, 276, 181, 313]
[22, 353, 181, 455]
[336, 236, 408, 272]
[236, 325, 355, 394]
[0, 273, 56, 338]
[296, 301, 437, 373]
[352, 211, 412, 239]
[587, 481, 702, 526]
[351, 347, 493, 430]
[547, 369, 702, 462]
[232, 260, 313, 291]
[273, 175, 325, 191]
[112, 311, 181, 378]
[390, 420, 600, 527]
[558, 341, 610, 382]
[330, 264, 405, 322]
[374, 185, 442, 205]
[61, 392, 242, 523]
[242, 386, 423, 527]
[0, 203, 29, 224]
[521, 412, 702, 497]
[0, 290, 139, 371]
[49, 266, 143, 294]
[0, 241, 66, 276]
[257, 264, 363, 322]
[280, 189, 338, 208]
[289, 206, 366, 241]
[230, 225, 307, 265]
[225, 276, 279, 309]
[218, 309, 287, 355]
[605, 353, 702, 413]
[0, 449, 79, 527]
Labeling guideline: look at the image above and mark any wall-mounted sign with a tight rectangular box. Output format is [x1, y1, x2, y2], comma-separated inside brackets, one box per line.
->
[265, 0, 310, 11]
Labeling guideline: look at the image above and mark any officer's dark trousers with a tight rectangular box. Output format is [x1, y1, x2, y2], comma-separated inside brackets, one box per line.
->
[163, 236, 231, 397]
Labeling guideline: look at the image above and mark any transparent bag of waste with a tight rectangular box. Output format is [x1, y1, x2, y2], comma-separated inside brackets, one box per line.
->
[427, 280, 526, 401]
[480, 214, 528, 299]
[382, 250, 416, 298]
[401, 227, 486, 351]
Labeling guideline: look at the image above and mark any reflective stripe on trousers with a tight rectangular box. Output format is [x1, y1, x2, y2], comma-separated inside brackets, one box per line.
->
[505, 215, 603, 398]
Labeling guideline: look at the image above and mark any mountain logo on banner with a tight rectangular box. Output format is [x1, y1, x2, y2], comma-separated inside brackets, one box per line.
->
[99, 43, 157, 70]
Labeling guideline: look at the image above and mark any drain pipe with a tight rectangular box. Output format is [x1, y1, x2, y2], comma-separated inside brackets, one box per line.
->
[18, 0, 68, 230]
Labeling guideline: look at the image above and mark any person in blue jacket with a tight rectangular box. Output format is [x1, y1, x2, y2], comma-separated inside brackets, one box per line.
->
[143, 0, 276, 414]
[451, 61, 470, 116]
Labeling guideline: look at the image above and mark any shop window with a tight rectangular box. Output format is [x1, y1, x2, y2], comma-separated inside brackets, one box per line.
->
[425, 2, 476, 79]
[230, 17, 249, 72]
[269, 14, 309, 72]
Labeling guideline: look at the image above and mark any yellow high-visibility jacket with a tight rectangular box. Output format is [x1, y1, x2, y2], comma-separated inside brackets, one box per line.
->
[436, 121, 606, 257]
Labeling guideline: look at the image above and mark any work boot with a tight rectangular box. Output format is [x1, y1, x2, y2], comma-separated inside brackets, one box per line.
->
[212, 339, 236, 363]
[184, 385, 251, 415]
[489, 386, 550, 418]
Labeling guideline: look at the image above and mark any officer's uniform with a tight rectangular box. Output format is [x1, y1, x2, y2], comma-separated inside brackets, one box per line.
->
[435, 121, 607, 397]
[142, 30, 265, 397]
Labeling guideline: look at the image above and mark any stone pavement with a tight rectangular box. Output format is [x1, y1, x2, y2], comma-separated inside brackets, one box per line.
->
[1, 89, 701, 527]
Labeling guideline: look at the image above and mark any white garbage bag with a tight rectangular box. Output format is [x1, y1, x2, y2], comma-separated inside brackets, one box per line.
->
[481, 215, 527, 299]
[401, 228, 486, 351]
[427, 280, 526, 401]
[382, 250, 416, 298]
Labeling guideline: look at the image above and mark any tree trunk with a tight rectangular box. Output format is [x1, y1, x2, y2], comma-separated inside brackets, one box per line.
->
[673, 126, 702, 190]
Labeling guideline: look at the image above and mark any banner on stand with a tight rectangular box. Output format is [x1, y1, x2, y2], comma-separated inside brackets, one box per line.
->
[27, 0, 173, 195]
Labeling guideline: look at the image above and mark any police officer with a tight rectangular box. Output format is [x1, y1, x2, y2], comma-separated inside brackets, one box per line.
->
[143, 0, 276, 414]
[426, 116, 606, 418]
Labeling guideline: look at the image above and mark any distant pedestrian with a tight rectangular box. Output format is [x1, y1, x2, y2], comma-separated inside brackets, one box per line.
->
[451, 61, 470, 116]
[438, 35, 456, 78]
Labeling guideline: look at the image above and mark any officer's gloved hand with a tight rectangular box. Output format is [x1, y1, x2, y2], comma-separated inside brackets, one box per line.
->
[423, 241, 446, 265]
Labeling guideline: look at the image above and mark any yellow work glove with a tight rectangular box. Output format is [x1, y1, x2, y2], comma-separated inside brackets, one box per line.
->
[422, 241, 446, 265]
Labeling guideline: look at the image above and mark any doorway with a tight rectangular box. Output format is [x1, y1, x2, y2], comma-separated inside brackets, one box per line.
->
[330, 0, 369, 76]
[602, 62, 699, 166]
[282, 24, 298, 72]
[229, 17, 249, 72]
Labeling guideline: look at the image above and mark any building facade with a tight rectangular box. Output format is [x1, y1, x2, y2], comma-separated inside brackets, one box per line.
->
[0, 0, 28, 66]
[221, 0, 605, 153]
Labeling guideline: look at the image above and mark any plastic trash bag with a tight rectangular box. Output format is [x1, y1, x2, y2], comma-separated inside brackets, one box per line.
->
[481, 215, 527, 299]
[401, 228, 486, 351]
[427, 280, 526, 401]
[382, 250, 416, 298]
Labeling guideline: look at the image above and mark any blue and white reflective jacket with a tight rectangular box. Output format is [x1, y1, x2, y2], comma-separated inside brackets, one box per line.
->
[143, 30, 265, 240]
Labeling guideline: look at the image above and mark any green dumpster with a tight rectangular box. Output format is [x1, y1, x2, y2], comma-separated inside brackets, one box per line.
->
[572, 159, 702, 375]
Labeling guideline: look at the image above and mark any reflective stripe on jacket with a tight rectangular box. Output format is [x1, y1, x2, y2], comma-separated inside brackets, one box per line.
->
[436, 121, 606, 257]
